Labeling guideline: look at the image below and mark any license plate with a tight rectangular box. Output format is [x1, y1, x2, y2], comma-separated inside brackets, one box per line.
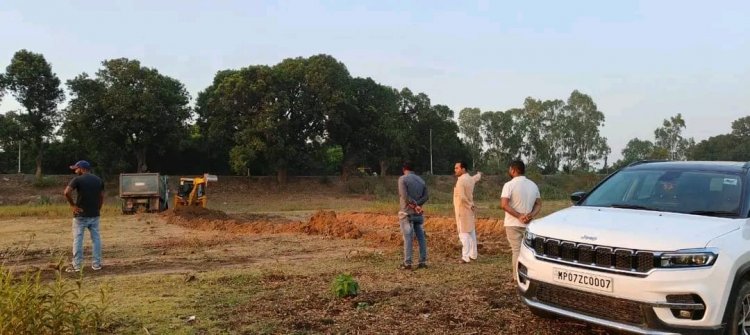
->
[552, 268, 613, 292]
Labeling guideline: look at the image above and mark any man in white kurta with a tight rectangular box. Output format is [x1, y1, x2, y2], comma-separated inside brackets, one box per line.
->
[453, 161, 482, 263]
[501, 160, 541, 282]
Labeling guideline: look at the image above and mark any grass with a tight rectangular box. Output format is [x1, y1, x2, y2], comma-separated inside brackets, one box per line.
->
[0, 204, 604, 334]
[0, 264, 109, 335]
[80, 249, 589, 334]
[0, 204, 121, 219]
[93, 270, 263, 334]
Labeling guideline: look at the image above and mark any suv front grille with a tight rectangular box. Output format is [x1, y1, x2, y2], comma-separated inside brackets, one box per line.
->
[535, 281, 646, 325]
[526, 236, 656, 275]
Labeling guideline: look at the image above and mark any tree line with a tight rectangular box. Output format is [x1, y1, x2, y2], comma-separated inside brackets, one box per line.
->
[614, 114, 750, 167]
[457, 92, 611, 174]
[1, 49, 744, 181]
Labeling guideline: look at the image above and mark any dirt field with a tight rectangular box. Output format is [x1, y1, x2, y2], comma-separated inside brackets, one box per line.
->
[0, 175, 612, 334]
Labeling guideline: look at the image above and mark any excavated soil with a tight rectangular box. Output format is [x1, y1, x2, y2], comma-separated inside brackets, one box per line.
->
[162, 207, 510, 254]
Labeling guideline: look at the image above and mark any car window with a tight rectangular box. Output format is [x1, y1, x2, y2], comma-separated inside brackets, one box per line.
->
[582, 169, 744, 217]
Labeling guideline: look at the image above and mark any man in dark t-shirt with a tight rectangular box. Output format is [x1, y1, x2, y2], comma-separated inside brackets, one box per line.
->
[63, 160, 105, 272]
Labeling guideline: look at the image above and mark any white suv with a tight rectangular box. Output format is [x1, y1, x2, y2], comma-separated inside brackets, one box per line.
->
[517, 161, 750, 335]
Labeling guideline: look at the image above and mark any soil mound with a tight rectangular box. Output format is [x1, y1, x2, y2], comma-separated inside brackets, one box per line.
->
[161, 207, 510, 255]
[171, 206, 231, 220]
[302, 211, 363, 239]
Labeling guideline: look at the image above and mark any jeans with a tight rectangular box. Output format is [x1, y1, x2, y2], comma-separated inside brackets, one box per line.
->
[400, 214, 427, 265]
[72, 216, 101, 269]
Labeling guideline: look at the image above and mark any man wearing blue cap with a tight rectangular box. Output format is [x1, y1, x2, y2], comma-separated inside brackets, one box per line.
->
[63, 160, 105, 272]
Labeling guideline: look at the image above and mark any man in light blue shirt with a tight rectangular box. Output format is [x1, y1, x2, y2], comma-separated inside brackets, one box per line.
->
[397, 162, 429, 270]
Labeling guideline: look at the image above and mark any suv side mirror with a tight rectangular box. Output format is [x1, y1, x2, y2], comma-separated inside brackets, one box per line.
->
[570, 191, 587, 204]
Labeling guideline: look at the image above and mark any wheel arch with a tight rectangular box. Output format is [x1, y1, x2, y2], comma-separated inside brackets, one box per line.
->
[721, 261, 750, 330]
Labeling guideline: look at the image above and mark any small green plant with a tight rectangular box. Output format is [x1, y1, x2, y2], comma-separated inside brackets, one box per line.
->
[330, 273, 359, 298]
[0, 263, 109, 334]
[356, 301, 370, 310]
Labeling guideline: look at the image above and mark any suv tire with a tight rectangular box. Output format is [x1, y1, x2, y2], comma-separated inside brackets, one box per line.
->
[727, 280, 750, 335]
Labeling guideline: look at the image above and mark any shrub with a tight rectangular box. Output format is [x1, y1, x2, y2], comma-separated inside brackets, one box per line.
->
[35, 195, 52, 206]
[330, 273, 359, 298]
[32, 176, 59, 188]
[0, 264, 109, 334]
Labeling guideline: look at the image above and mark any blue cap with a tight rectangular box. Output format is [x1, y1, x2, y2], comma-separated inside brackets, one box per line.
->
[69, 160, 91, 170]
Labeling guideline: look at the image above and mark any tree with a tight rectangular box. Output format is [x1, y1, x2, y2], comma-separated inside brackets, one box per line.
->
[480, 109, 524, 171]
[520, 98, 566, 173]
[458, 108, 483, 169]
[1, 50, 64, 178]
[225, 55, 349, 182]
[329, 77, 396, 179]
[366, 85, 402, 176]
[654, 113, 694, 161]
[621, 138, 655, 164]
[690, 134, 744, 161]
[610, 137, 656, 170]
[420, 104, 467, 174]
[0, 111, 24, 152]
[194, 69, 243, 175]
[731, 116, 750, 138]
[560, 90, 609, 171]
[196, 67, 270, 176]
[64, 58, 191, 173]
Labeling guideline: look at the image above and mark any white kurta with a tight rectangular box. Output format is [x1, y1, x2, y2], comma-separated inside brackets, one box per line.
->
[454, 172, 481, 262]
[453, 173, 480, 233]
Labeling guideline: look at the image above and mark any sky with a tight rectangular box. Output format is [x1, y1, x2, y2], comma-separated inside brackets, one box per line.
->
[1, 0, 749, 164]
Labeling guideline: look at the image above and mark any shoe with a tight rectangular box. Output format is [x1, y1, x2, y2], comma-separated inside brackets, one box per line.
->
[65, 267, 81, 273]
[92, 265, 102, 271]
[458, 259, 470, 264]
[399, 264, 413, 270]
[417, 263, 428, 269]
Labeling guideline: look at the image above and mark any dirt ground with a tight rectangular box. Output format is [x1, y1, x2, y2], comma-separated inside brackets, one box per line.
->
[0, 175, 613, 334]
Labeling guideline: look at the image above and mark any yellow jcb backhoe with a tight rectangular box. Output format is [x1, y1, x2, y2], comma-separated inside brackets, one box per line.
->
[174, 173, 218, 208]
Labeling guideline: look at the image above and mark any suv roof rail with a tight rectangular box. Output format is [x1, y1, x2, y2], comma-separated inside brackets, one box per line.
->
[627, 160, 667, 167]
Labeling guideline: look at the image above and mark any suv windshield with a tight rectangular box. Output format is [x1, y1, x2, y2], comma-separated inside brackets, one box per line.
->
[582, 169, 744, 217]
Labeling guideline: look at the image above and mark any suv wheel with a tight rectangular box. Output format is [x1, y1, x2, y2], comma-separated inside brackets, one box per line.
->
[729, 281, 750, 335]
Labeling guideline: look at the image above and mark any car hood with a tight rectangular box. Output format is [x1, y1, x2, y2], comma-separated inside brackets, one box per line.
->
[528, 206, 742, 251]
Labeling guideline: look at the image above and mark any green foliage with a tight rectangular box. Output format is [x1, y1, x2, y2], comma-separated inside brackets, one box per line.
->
[32, 176, 58, 188]
[0, 112, 24, 153]
[654, 113, 694, 161]
[1, 49, 65, 178]
[458, 108, 483, 168]
[731, 116, 750, 138]
[330, 273, 359, 298]
[471, 91, 610, 174]
[611, 138, 658, 169]
[35, 195, 52, 205]
[689, 134, 750, 161]
[63, 58, 191, 174]
[0, 264, 109, 334]
[561, 90, 610, 170]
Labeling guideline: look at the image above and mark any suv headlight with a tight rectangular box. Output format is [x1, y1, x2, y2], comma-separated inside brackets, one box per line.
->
[659, 249, 717, 268]
[523, 231, 535, 248]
